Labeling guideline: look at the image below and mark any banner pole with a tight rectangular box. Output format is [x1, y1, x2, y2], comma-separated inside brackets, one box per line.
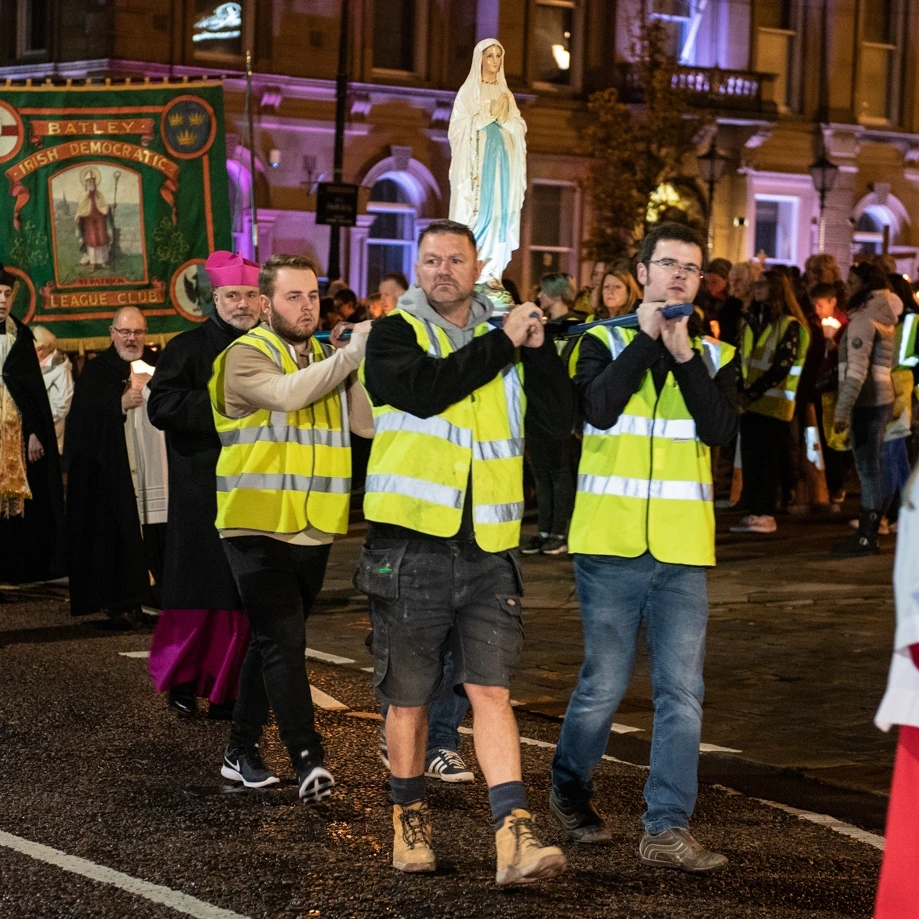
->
[245, 51, 259, 262]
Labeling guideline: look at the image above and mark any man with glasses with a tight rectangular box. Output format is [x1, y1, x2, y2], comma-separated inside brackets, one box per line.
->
[550, 223, 740, 872]
[66, 306, 164, 629]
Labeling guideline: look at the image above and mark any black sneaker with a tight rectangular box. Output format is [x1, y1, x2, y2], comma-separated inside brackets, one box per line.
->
[425, 748, 474, 783]
[541, 536, 568, 556]
[221, 745, 280, 788]
[297, 754, 335, 803]
[549, 787, 611, 843]
[520, 535, 546, 555]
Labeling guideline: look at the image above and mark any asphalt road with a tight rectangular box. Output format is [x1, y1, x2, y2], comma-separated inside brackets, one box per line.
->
[0, 508, 896, 917]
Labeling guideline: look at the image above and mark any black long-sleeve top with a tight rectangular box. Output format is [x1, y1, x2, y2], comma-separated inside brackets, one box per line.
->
[576, 331, 739, 446]
[362, 312, 575, 541]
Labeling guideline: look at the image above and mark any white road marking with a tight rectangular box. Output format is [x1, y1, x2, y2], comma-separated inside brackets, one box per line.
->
[747, 795, 885, 851]
[306, 648, 355, 665]
[310, 686, 349, 711]
[119, 651, 150, 659]
[611, 723, 643, 734]
[360, 666, 374, 673]
[699, 742, 743, 753]
[0, 830, 251, 919]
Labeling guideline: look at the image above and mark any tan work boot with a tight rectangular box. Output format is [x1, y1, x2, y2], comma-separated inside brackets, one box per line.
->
[495, 808, 567, 886]
[392, 801, 436, 873]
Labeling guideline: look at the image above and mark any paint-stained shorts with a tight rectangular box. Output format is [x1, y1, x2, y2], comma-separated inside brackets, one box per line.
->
[353, 539, 524, 707]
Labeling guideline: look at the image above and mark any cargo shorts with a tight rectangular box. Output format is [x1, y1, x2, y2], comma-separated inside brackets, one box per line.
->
[353, 539, 524, 708]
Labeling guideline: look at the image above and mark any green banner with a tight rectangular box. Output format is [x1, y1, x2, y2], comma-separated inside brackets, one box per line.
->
[0, 81, 231, 348]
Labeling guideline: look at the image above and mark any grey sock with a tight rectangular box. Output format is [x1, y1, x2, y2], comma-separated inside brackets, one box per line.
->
[390, 774, 425, 806]
[489, 780, 528, 826]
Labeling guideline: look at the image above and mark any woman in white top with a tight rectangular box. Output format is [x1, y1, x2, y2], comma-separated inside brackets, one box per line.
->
[874, 462, 919, 917]
[448, 38, 527, 288]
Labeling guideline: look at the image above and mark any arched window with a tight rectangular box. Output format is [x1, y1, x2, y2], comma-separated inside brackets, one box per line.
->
[366, 176, 416, 295]
[852, 194, 910, 258]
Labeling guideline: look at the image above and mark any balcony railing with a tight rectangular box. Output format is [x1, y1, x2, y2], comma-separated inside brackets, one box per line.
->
[616, 63, 778, 115]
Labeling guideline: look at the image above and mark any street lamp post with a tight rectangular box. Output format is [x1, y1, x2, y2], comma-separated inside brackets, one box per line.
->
[697, 139, 729, 257]
[327, 0, 350, 282]
[809, 152, 839, 254]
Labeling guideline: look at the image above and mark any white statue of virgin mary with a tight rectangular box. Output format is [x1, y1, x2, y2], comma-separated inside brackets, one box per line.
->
[448, 38, 527, 293]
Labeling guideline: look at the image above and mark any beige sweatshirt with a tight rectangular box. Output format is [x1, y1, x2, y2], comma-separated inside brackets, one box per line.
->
[219, 326, 373, 544]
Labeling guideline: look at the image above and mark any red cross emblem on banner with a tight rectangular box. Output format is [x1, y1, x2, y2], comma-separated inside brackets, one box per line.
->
[0, 101, 24, 165]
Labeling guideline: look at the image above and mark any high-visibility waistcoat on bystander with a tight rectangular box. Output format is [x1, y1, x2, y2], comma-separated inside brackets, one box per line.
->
[568, 326, 735, 566]
[741, 316, 809, 422]
[361, 309, 525, 553]
[208, 324, 351, 535]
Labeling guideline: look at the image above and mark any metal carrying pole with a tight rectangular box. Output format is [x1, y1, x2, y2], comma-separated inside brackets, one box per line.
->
[314, 303, 695, 343]
[245, 51, 259, 262]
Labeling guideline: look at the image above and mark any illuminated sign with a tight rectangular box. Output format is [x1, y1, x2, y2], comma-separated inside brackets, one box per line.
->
[193, 2, 242, 43]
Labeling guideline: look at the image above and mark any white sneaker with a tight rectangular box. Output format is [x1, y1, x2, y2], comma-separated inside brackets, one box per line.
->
[730, 514, 777, 534]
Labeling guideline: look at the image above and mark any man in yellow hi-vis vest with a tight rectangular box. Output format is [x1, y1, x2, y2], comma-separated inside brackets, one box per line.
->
[550, 223, 740, 873]
[209, 254, 373, 803]
[357, 220, 573, 886]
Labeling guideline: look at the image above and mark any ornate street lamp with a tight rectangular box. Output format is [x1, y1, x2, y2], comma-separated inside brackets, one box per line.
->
[809, 152, 839, 253]
[697, 139, 729, 256]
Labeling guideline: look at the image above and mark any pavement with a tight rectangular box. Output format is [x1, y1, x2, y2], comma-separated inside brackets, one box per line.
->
[0, 504, 897, 918]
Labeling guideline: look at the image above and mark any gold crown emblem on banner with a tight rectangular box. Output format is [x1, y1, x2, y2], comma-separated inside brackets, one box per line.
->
[168, 113, 185, 127]
[176, 129, 198, 146]
[189, 113, 206, 126]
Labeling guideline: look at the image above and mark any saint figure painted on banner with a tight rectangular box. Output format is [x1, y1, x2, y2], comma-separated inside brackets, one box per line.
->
[448, 39, 527, 292]
[75, 166, 113, 269]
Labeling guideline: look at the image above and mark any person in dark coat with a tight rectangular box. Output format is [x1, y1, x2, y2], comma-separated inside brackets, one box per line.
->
[0, 265, 65, 584]
[64, 306, 160, 627]
[146, 252, 260, 719]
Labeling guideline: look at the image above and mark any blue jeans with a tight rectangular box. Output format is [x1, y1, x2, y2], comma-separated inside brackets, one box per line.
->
[851, 404, 893, 510]
[379, 650, 471, 757]
[881, 437, 912, 517]
[552, 553, 709, 834]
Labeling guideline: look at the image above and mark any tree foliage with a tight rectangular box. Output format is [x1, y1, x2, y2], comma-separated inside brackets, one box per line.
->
[581, 17, 703, 263]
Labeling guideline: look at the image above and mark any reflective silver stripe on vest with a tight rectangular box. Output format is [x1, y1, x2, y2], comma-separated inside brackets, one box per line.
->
[502, 366, 523, 440]
[218, 426, 349, 447]
[899, 314, 918, 367]
[700, 339, 721, 378]
[577, 474, 713, 502]
[254, 332, 286, 368]
[216, 472, 351, 494]
[583, 415, 697, 441]
[474, 437, 525, 461]
[763, 387, 796, 401]
[374, 411, 473, 448]
[421, 319, 443, 357]
[474, 501, 524, 524]
[602, 325, 628, 359]
[365, 473, 464, 510]
[789, 364, 802, 376]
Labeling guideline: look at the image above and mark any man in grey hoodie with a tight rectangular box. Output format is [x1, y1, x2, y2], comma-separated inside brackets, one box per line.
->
[833, 262, 901, 555]
[357, 219, 573, 885]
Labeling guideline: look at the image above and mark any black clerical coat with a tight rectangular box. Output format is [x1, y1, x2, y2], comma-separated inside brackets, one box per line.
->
[146, 316, 243, 610]
[0, 317, 65, 583]
[64, 345, 156, 615]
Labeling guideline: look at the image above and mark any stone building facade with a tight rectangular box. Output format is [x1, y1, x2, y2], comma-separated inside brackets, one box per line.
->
[3, 0, 919, 291]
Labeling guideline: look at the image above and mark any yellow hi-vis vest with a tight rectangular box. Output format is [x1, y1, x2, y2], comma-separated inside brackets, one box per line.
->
[568, 326, 735, 566]
[741, 315, 809, 422]
[208, 325, 351, 535]
[361, 310, 525, 553]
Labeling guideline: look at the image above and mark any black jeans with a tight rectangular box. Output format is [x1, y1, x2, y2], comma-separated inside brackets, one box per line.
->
[222, 536, 331, 766]
[527, 435, 575, 536]
[740, 412, 791, 516]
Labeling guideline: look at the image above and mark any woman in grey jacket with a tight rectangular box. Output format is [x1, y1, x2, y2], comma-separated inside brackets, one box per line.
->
[832, 261, 900, 555]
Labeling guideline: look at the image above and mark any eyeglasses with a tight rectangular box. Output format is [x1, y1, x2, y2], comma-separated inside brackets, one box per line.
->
[112, 327, 145, 338]
[648, 259, 704, 279]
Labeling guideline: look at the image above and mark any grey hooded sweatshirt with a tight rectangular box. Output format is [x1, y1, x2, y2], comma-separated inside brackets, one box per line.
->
[394, 284, 495, 349]
[835, 289, 901, 421]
